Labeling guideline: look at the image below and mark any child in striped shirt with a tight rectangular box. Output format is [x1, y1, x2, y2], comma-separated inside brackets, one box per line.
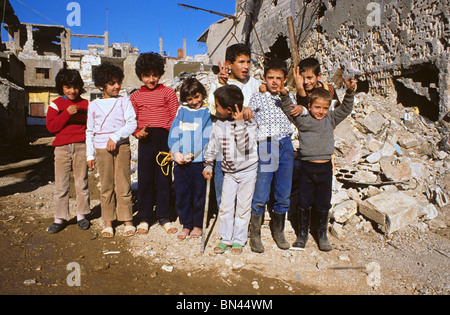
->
[131, 52, 179, 235]
[203, 85, 258, 255]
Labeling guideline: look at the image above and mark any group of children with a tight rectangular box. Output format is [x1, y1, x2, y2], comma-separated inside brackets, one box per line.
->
[46, 43, 356, 255]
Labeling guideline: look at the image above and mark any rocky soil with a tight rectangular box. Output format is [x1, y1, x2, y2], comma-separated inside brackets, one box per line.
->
[1, 90, 450, 296]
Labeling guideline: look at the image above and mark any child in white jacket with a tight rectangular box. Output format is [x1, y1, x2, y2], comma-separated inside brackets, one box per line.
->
[86, 62, 137, 238]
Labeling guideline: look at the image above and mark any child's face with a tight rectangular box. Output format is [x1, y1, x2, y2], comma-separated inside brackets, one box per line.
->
[101, 78, 122, 98]
[141, 71, 161, 90]
[301, 70, 322, 92]
[226, 54, 251, 82]
[264, 69, 287, 95]
[215, 100, 231, 119]
[185, 92, 204, 110]
[308, 98, 330, 120]
[62, 85, 80, 101]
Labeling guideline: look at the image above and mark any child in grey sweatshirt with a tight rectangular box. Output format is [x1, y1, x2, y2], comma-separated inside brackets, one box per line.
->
[203, 85, 258, 255]
[278, 77, 356, 252]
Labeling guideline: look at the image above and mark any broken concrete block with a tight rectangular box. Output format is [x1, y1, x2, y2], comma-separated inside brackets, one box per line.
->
[398, 134, 420, 149]
[367, 138, 383, 152]
[363, 111, 388, 134]
[359, 192, 418, 234]
[335, 119, 357, 145]
[330, 222, 345, 239]
[335, 168, 379, 184]
[366, 151, 381, 163]
[331, 200, 358, 224]
[379, 157, 412, 182]
[331, 190, 349, 206]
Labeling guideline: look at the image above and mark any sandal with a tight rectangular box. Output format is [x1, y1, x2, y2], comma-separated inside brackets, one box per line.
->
[123, 225, 136, 237]
[101, 227, 114, 238]
[214, 242, 229, 254]
[162, 222, 178, 234]
[189, 228, 202, 238]
[137, 222, 149, 235]
[231, 243, 243, 255]
[177, 228, 190, 240]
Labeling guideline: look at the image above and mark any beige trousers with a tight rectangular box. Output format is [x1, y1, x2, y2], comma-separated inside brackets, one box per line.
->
[96, 144, 133, 222]
[53, 143, 90, 219]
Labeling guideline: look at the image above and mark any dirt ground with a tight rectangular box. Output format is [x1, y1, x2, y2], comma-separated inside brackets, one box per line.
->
[0, 126, 449, 296]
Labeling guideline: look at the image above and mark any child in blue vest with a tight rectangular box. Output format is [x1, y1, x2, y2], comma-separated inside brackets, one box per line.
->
[168, 78, 212, 240]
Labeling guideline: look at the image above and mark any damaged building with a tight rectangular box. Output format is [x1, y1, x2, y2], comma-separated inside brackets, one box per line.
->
[2, 21, 141, 122]
[0, 0, 26, 146]
[199, 0, 449, 121]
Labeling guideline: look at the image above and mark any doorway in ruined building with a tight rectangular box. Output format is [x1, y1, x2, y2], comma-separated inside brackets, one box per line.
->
[393, 63, 440, 122]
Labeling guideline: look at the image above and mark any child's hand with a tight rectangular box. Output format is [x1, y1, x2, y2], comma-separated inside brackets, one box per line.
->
[106, 139, 116, 152]
[136, 124, 150, 139]
[277, 84, 288, 96]
[293, 66, 306, 96]
[242, 107, 254, 121]
[203, 170, 213, 180]
[217, 61, 229, 86]
[87, 160, 95, 170]
[259, 83, 267, 93]
[232, 104, 244, 121]
[289, 105, 304, 117]
[173, 152, 185, 165]
[343, 77, 357, 95]
[67, 105, 78, 115]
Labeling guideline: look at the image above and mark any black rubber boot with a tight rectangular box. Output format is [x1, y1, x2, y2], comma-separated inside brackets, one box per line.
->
[249, 213, 265, 253]
[317, 211, 332, 252]
[270, 212, 290, 250]
[292, 207, 311, 249]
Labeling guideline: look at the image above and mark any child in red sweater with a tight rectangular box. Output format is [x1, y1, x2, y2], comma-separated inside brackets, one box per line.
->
[131, 52, 179, 235]
[46, 69, 90, 233]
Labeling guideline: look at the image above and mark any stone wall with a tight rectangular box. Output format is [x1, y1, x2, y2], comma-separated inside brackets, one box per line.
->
[229, 0, 450, 120]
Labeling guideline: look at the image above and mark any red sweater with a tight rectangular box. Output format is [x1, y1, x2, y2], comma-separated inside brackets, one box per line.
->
[46, 97, 89, 147]
[130, 84, 179, 137]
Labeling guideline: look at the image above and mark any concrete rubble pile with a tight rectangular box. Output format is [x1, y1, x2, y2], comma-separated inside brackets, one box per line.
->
[130, 69, 449, 239]
[331, 91, 449, 236]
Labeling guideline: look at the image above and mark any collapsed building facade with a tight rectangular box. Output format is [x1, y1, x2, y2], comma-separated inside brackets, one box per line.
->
[199, 0, 449, 121]
[0, 0, 26, 146]
[2, 21, 141, 121]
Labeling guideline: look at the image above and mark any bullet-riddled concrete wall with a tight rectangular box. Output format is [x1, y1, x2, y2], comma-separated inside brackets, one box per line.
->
[213, 0, 449, 121]
[297, 0, 449, 121]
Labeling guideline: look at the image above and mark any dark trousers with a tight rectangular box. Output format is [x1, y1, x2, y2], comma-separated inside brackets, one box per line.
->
[298, 160, 333, 213]
[137, 128, 172, 225]
[173, 162, 206, 230]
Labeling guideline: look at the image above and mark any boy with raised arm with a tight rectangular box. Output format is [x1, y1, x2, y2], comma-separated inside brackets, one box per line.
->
[278, 77, 356, 251]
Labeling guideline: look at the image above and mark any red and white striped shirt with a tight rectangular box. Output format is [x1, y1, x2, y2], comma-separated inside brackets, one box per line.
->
[130, 84, 179, 136]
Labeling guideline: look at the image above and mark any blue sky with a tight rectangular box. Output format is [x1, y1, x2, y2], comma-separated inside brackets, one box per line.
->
[7, 0, 236, 57]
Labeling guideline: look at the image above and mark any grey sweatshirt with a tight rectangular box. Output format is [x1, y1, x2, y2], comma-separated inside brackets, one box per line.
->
[203, 118, 258, 173]
[279, 93, 355, 161]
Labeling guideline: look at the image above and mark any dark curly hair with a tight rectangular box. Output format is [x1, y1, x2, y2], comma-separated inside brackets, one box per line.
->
[225, 43, 251, 63]
[93, 62, 124, 88]
[135, 52, 165, 79]
[55, 69, 85, 96]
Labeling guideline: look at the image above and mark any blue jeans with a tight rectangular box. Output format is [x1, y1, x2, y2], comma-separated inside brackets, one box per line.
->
[251, 136, 293, 215]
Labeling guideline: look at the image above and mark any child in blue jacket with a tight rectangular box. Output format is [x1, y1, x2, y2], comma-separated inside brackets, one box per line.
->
[168, 78, 212, 240]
